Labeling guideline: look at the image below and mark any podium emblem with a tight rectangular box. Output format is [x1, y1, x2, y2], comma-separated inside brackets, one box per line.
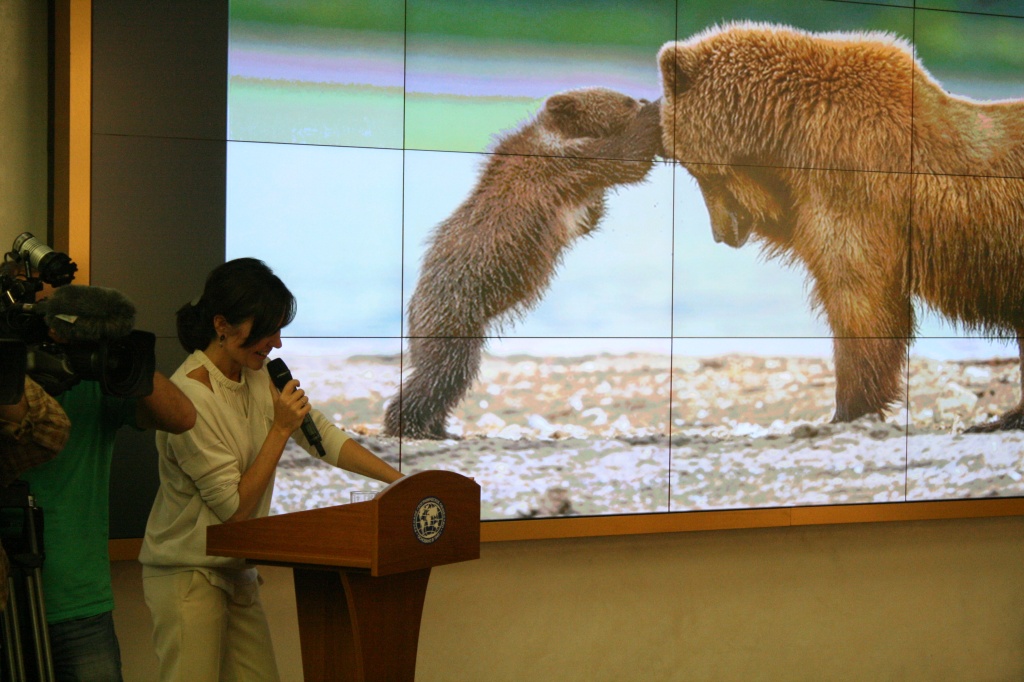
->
[413, 496, 446, 544]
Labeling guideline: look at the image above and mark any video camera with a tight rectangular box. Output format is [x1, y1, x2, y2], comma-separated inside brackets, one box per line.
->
[1, 233, 155, 404]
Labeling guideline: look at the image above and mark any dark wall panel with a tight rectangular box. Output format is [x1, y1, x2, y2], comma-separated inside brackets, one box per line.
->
[108, 337, 188, 538]
[91, 0, 228, 539]
[90, 135, 226, 336]
[92, 0, 228, 140]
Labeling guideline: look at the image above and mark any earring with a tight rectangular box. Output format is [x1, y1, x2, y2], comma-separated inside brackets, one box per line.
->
[219, 334, 226, 347]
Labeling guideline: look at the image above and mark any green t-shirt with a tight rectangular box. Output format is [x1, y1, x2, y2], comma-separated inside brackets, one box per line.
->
[20, 381, 138, 623]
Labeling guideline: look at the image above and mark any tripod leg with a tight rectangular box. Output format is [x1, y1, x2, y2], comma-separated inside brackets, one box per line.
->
[0, 606, 16, 681]
[4, 575, 27, 681]
[24, 574, 54, 682]
[24, 502, 54, 682]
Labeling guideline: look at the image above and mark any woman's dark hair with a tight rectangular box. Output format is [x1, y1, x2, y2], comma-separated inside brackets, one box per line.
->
[176, 258, 297, 353]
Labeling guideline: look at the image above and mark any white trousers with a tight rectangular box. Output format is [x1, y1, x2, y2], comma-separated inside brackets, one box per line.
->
[143, 570, 281, 682]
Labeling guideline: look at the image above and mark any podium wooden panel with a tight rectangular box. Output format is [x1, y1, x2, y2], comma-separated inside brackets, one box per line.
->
[206, 470, 480, 681]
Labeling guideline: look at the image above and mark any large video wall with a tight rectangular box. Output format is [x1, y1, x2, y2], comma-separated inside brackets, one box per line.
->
[224, 0, 1024, 521]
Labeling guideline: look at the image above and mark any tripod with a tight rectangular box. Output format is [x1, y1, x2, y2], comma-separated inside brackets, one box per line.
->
[0, 481, 55, 682]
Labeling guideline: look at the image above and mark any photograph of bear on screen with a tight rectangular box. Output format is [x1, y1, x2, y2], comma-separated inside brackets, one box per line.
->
[226, 0, 1024, 520]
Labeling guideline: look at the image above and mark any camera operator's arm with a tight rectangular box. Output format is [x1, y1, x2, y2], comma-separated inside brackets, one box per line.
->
[0, 377, 71, 485]
[136, 371, 196, 434]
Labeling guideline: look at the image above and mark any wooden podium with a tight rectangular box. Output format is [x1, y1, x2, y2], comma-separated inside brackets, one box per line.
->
[206, 470, 480, 681]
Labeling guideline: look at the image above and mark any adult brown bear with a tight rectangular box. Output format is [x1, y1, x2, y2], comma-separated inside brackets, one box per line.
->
[383, 88, 663, 439]
[658, 23, 1024, 431]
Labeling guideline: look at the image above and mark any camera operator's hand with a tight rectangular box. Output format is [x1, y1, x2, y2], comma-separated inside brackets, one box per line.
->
[0, 377, 66, 435]
[0, 387, 30, 423]
[0, 377, 71, 486]
[269, 375, 311, 438]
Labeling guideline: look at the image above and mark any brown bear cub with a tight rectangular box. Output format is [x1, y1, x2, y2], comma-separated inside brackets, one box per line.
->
[659, 23, 1024, 431]
[383, 88, 664, 439]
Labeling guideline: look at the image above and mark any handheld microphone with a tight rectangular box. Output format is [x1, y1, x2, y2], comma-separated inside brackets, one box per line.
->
[266, 357, 326, 458]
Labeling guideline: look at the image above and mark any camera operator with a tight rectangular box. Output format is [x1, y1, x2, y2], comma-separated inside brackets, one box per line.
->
[18, 327, 195, 681]
[0, 376, 71, 611]
[1, 234, 197, 680]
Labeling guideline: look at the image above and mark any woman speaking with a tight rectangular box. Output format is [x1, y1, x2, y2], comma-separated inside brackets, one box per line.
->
[139, 257, 402, 681]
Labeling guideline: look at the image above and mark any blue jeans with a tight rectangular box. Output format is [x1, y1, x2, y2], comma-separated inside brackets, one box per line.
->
[48, 611, 123, 682]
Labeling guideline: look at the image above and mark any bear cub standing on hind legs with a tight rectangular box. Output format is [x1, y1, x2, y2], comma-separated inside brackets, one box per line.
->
[658, 23, 1024, 431]
[383, 87, 664, 439]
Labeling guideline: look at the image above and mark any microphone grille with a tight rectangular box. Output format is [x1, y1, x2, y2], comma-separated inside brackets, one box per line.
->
[266, 358, 291, 390]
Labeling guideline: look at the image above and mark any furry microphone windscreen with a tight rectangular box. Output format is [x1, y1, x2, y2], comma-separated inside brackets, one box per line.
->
[40, 285, 137, 341]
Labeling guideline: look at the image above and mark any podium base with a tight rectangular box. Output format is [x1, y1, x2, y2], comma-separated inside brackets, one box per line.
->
[294, 566, 431, 682]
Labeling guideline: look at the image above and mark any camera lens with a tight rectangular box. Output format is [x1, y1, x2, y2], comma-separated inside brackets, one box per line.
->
[63, 331, 156, 398]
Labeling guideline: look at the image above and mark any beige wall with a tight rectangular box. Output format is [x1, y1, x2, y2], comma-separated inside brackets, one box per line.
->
[0, 0, 49, 249]
[111, 515, 1024, 681]
[7, 4, 1024, 681]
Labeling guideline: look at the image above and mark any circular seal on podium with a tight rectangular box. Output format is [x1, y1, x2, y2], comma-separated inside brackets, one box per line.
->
[413, 496, 446, 544]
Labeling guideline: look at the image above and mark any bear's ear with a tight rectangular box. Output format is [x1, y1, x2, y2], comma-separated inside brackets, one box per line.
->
[545, 93, 580, 121]
[657, 42, 697, 97]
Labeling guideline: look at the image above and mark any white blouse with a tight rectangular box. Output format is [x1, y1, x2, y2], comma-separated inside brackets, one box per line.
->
[139, 350, 349, 592]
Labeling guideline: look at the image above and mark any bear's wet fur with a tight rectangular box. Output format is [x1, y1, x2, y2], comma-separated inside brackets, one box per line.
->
[659, 23, 1024, 429]
[383, 88, 663, 439]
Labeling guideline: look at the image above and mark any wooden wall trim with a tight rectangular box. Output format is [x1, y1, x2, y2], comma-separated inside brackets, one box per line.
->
[109, 497, 1024, 560]
[52, 0, 90, 282]
[110, 537, 143, 562]
[479, 498, 1024, 542]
